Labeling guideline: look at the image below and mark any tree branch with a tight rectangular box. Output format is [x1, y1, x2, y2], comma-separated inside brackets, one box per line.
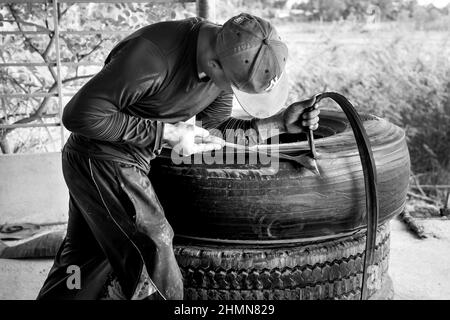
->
[7, 5, 43, 56]
[47, 65, 58, 83]
[42, 32, 56, 60]
[60, 4, 72, 18]
[78, 39, 104, 61]
[62, 74, 95, 84]
[1, 19, 50, 33]
[3, 2, 93, 146]
[42, 4, 72, 61]
[7, 76, 43, 105]
[399, 209, 427, 239]
[44, 3, 73, 81]
[2, 74, 95, 136]
[1, 113, 59, 122]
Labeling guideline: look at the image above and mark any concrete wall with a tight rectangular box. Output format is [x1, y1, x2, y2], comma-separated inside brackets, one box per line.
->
[0, 152, 68, 225]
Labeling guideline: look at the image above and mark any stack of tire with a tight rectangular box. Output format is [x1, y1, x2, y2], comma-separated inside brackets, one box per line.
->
[150, 110, 410, 300]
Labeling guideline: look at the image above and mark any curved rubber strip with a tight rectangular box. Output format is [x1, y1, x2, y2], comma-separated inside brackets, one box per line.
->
[314, 92, 379, 300]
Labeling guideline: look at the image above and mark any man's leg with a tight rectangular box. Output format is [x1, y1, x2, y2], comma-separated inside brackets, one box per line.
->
[37, 195, 112, 299]
[115, 163, 184, 300]
[40, 149, 182, 299]
[39, 151, 149, 299]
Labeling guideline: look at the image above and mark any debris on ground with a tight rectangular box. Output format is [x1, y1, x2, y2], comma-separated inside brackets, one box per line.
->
[440, 191, 450, 217]
[0, 223, 41, 241]
[400, 208, 427, 239]
[405, 200, 441, 219]
[0, 224, 66, 259]
[400, 195, 450, 239]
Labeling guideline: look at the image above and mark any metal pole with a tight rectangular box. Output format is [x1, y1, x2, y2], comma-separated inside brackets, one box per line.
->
[52, 0, 65, 150]
[196, 0, 216, 22]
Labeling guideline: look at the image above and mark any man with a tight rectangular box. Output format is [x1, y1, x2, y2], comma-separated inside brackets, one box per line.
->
[37, 13, 320, 300]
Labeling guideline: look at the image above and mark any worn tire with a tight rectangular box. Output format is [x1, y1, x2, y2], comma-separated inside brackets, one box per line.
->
[150, 110, 410, 242]
[0, 230, 65, 259]
[175, 222, 391, 300]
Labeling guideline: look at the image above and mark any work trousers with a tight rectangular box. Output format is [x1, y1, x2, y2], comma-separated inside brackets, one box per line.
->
[37, 149, 183, 300]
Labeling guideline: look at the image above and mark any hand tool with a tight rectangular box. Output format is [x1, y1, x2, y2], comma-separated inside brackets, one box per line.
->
[223, 95, 321, 175]
[223, 141, 320, 175]
[218, 92, 378, 300]
[313, 92, 379, 300]
[303, 102, 320, 175]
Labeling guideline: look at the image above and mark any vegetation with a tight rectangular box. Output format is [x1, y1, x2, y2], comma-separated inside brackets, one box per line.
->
[0, 0, 449, 191]
[280, 21, 450, 188]
[0, 2, 194, 153]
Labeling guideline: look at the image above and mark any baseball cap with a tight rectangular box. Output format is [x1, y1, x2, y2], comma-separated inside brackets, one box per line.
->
[216, 13, 289, 118]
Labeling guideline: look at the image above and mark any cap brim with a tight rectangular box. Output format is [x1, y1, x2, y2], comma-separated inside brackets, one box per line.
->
[232, 72, 289, 118]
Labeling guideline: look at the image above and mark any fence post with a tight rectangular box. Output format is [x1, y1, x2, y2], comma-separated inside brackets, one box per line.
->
[52, 0, 64, 149]
[193, 0, 216, 126]
[196, 0, 216, 22]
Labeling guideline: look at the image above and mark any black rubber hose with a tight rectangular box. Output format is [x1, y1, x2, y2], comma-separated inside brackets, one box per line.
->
[314, 92, 379, 300]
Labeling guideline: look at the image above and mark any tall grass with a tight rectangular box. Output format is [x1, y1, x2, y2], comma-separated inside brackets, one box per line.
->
[280, 21, 450, 185]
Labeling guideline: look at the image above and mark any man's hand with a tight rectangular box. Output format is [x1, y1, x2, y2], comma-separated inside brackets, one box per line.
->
[163, 122, 224, 156]
[281, 95, 320, 134]
[255, 95, 320, 141]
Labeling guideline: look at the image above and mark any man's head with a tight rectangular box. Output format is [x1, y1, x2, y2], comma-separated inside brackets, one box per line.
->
[204, 13, 289, 118]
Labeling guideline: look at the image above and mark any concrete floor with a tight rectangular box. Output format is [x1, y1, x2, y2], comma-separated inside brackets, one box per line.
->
[1, 217, 450, 300]
[389, 217, 450, 299]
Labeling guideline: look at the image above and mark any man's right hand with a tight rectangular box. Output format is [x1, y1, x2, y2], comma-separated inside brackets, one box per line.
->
[162, 122, 225, 156]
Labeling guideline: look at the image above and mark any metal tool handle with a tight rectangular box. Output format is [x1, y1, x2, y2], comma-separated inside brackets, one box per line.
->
[306, 130, 317, 158]
[304, 104, 318, 159]
[314, 92, 379, 300]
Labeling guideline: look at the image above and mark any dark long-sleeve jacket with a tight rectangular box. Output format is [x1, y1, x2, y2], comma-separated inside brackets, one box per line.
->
[62, 17, 255, 171]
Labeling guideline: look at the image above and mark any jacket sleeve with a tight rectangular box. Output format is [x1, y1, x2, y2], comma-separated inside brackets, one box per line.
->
[196, 92, 259, 145]
[62, 37, 167, 149]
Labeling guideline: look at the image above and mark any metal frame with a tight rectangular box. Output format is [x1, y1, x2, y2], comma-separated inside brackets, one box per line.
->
[0, 0, 213, 150]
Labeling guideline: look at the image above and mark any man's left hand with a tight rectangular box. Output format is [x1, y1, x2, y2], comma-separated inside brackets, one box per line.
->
[280, 95, 320, 134]
[255, 95, 321, 141]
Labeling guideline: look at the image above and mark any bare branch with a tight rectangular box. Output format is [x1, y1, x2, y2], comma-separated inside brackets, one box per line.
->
[8, 76, 31, 94]
[30, 68, 47, 88]
[1, 19, 50, 33]
[3, 2, 91, 142]
[7, 76, 43, 106]
[2, 74, 95, 136]
[1, 113, 59, 122]
[1, 98, 8, 123]
[407, 191, 441, 205]
[42, 31, 56, 60]
[59, 34, 78, 62]
[78, 39, 105, 62]
[57, 2, 61, 20]
[47, 65, 58, 83]
[43, 3, 72, 60]
[60, 4, 72, 18]
[399, 209, 427, 239]
[62, 74, 95, 84]
[7, 5, 43, 56]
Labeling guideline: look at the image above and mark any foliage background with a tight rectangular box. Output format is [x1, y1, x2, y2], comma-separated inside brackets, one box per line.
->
[0, 0, 449, 187]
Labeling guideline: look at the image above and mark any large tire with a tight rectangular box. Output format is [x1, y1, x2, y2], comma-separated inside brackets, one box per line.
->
[176, 222, 391, 300]
[2, 224, 392, 300]
[150, 110, 410, 242]
[2, 110, 405, 300]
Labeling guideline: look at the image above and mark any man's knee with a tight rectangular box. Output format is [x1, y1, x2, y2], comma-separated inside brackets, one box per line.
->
[136, 218, 174, 246]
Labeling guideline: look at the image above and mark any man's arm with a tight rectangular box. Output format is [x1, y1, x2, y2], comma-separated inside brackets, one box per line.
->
[62, 37, 167, 150]
[197, 93, 320, 144]
[196, 92, 259, 145]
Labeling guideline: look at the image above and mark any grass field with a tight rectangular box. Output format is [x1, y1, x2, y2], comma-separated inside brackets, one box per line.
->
[276, 21, 450, 187]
